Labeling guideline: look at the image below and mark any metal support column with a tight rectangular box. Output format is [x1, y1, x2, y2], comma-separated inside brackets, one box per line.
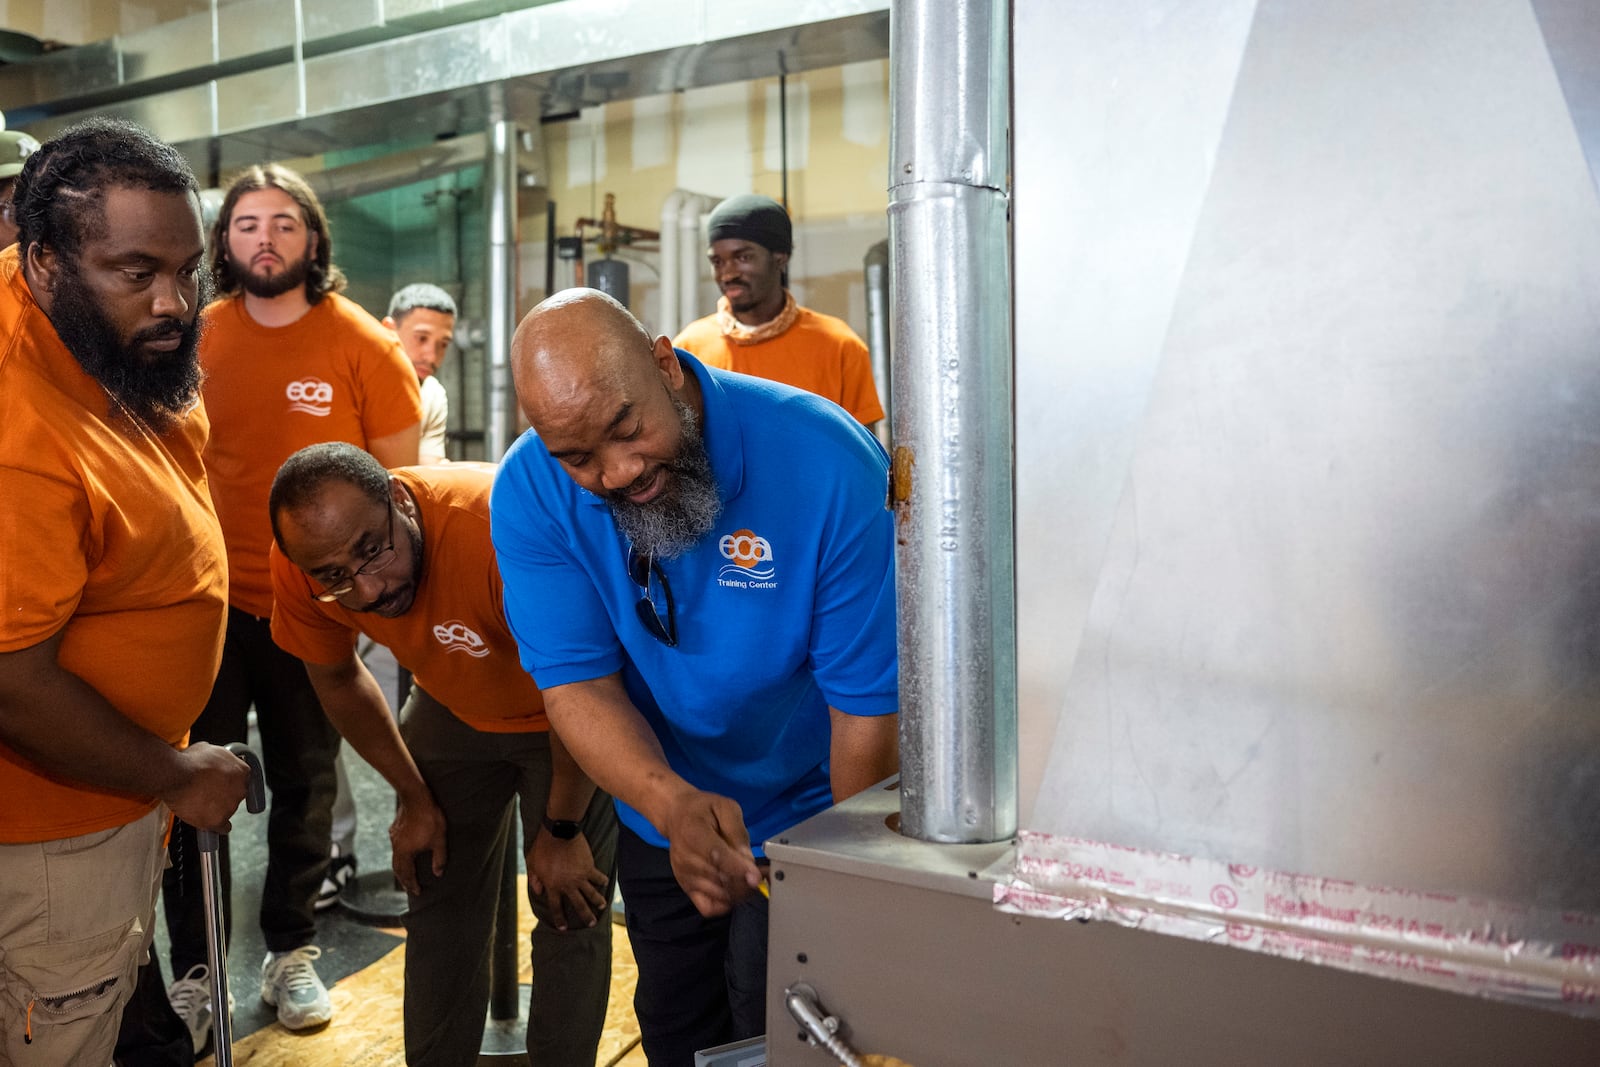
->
[478, 826, 530, 1064]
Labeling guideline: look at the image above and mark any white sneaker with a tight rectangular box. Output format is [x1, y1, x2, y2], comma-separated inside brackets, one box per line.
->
[260, 946, 333, 1030]
[166, 965, 236, 1055]
[166, 964, 214, 1055]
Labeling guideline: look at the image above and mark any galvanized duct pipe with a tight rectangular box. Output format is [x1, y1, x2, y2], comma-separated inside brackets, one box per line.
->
[484, 95, 520, 461]
[888, 0, 1015, 842]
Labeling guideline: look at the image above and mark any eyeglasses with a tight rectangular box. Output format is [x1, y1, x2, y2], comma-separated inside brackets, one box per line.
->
[627, 546, 678, 647]
[312, 506, 398, 603]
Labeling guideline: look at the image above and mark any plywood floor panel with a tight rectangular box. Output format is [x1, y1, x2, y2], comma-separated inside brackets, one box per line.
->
[202, 876, 641, 1066]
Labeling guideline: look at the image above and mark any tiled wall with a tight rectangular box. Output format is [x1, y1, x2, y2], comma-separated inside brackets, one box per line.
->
[323, 148, 488, 458]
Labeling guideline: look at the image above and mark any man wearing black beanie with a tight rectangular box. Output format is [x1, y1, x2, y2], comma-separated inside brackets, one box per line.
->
[673, 194, 884, 427]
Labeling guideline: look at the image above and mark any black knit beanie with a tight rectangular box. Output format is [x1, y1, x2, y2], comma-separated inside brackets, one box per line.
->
[705, 194, 792, 255]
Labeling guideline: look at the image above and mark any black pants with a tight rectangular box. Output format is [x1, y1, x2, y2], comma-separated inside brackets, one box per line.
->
[162, 608, 341, 973]
[618, 825, 768, 1066]
[113, 956, 193, 1067]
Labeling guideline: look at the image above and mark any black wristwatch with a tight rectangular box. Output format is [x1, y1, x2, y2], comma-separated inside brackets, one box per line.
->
[542, 816, 581, 840]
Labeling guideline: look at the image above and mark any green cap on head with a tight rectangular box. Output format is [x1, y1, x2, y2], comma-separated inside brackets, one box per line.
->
[0, 130, 40, 179]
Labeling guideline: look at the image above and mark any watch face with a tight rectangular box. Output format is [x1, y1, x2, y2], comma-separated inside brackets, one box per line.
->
[545, 818, 581, 840]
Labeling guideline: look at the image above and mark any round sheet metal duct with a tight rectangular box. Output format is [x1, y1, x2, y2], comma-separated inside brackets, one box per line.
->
[484, 102, 520, 461]
[889, 0, 1016, 844]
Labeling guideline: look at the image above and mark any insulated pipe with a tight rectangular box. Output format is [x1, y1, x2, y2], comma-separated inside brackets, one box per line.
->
[863, 238, 892, 448]
[888, 0, 1016, 843]
[484, 97, 520, 461]
[659, 189, 687, 336]
[679, 195, 712, 332]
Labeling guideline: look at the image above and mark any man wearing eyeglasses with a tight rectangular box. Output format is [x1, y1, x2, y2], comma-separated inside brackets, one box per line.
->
[491, 289, 899, 1066]
[265, 442, 617, 1067]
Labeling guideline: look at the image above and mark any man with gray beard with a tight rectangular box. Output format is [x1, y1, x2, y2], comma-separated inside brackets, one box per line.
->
[490, 288, 900, 1066]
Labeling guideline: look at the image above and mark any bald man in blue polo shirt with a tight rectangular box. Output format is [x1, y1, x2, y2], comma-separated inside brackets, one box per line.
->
[491, 288, 898, 1065]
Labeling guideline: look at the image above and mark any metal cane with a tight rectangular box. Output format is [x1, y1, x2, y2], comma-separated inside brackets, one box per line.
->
[195, 742, 266, 1067]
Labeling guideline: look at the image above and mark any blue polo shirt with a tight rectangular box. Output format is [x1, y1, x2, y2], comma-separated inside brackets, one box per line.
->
[490, 352, 897, 851]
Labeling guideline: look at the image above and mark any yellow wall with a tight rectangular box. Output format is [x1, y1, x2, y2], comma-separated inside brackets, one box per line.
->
[0, 0, 205, 46]
[530, 61, 891, 337]
[543, 62, 889, 233]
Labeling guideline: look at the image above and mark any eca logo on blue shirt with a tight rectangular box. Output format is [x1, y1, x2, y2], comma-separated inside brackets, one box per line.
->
[716, 528, 777, 590]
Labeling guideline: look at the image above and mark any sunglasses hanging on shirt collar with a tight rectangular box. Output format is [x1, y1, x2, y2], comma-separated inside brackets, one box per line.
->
[627, 545, 678, 647]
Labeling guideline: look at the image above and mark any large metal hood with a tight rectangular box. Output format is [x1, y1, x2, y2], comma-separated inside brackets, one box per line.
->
[1012, 0, 1600, 918]
[994, 0, 1600, 1027]
[4, 0, 889, 168]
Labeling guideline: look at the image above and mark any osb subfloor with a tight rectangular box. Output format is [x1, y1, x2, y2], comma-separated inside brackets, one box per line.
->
[201, 876, 642, 1066]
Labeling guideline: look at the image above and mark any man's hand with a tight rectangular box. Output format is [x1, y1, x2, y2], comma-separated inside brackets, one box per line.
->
[527, 828, 610, 931]
[390, 792, 448, 895]
[161, 742, 251, 833]
[661, 791, 763, 918]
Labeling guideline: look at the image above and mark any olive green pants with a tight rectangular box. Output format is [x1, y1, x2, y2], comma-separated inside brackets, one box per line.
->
[399, 687, 618, 1067]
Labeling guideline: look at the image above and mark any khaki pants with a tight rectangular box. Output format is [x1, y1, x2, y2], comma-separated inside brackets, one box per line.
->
[0, 806, 169, 1067]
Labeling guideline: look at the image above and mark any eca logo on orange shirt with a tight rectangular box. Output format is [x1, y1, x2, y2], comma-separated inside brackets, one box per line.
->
[717, 528, 777, 589]
[286, 377, 334, 416]
[433, 620, 489, 657]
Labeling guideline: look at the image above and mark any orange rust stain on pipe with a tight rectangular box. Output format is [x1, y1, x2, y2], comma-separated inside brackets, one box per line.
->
[889, 445, 915, 542]
[890, 446, 915, 507]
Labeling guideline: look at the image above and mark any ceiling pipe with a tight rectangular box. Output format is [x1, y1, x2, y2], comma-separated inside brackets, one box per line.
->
[658, 188, 689, 337]
[863, 238, 892, 449]
[678, 194, 717, 336]
[483, 89, 521, 462]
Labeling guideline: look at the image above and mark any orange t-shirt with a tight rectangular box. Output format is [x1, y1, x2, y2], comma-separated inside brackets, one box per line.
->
[201, 293, 422, 617]
[269, 464, 547, 734]
[673, 304, 885, 425]
[0, 247, 228, 843]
